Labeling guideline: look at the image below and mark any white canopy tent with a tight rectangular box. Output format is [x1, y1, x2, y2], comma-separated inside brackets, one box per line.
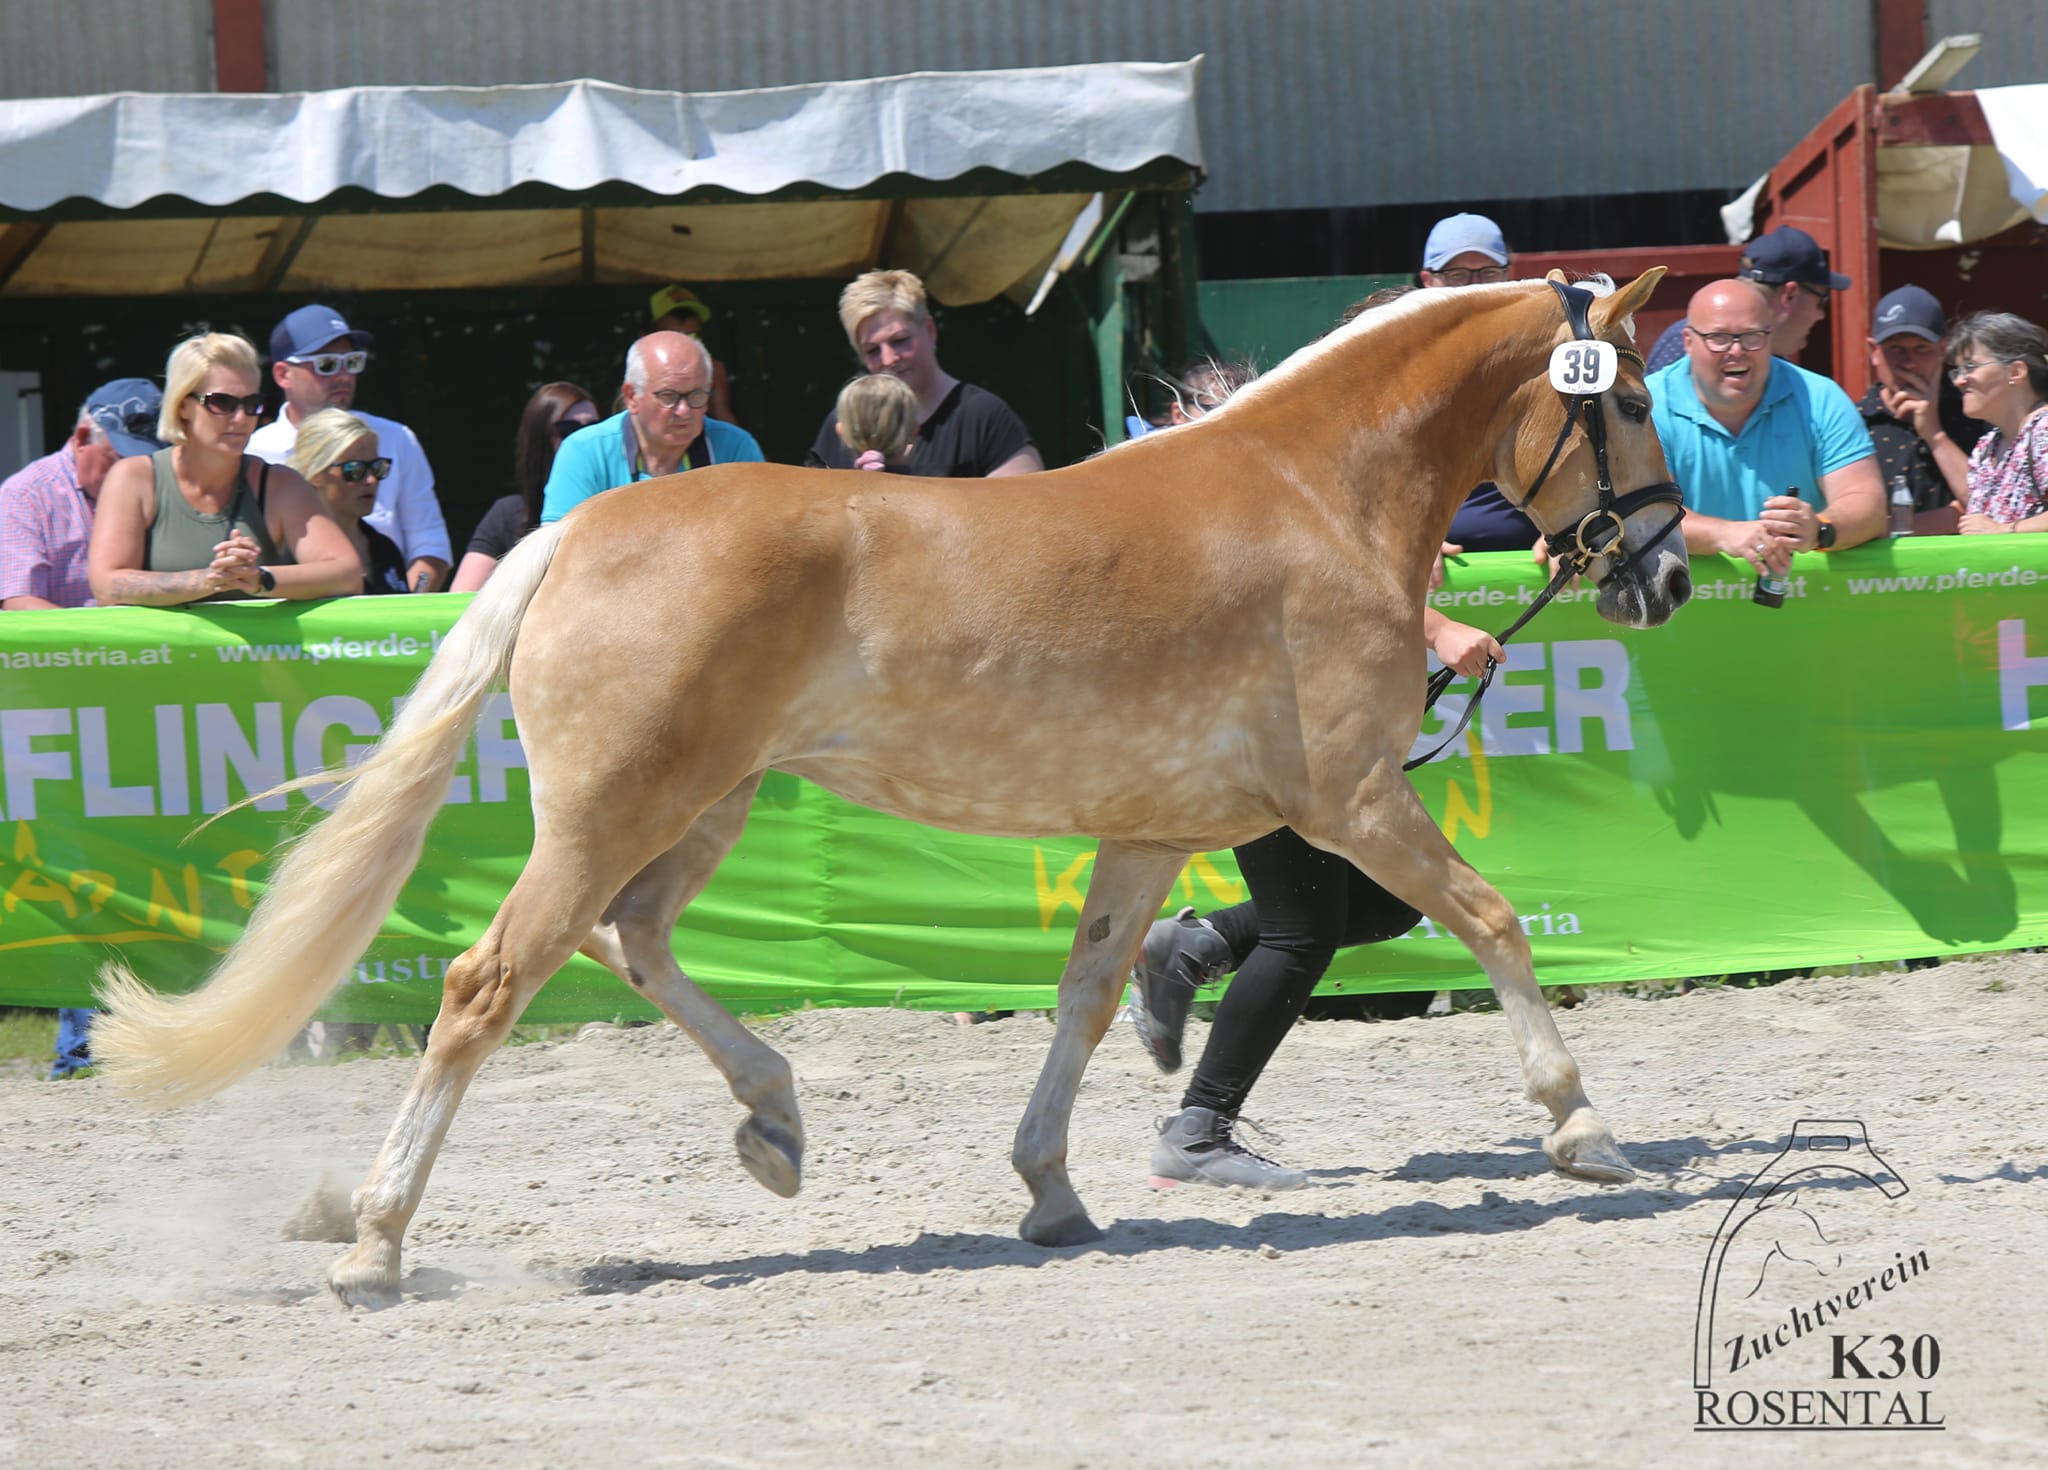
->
[0, 60, 1205, 307]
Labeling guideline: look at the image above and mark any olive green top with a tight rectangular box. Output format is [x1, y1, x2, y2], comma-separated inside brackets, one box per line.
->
[145, 449, 282, 602]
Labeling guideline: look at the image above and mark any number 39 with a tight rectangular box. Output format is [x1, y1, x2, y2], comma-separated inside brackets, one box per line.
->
[1547, 339, 1618, 394]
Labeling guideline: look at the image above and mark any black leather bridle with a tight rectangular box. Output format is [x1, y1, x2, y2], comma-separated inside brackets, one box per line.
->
[1406, 279, 1685, 771]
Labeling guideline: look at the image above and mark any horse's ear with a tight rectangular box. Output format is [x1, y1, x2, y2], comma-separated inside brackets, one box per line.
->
[1595, 268, 1666, 331]
[1590, 267, 1666, 345]
[1544, 268, 1571, 284]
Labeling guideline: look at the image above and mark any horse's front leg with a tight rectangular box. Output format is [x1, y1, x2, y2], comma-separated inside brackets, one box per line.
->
[1312, 764, 1634, 1184]
[1015, 842, 1189, 1246]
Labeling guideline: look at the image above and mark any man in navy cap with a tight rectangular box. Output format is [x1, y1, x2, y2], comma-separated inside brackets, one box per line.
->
[1644, 225, 1849, 372]
[247, 304, 450, 591]
[1857, 284, 1984, 529]
[1, 376, 169, 1077]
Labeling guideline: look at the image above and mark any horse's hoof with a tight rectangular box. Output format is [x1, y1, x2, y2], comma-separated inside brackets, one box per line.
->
[735, 1116, 803, 1199]
[327, 1264, 401, 1311]
[1019, 1206, 1104, 1248]
[1546, 1128, 1637, 1185]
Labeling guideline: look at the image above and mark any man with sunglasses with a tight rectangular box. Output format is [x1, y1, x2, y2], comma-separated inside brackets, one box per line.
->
[247, 305, 451, 591]
[1644, 226, 1849, 373]
[539, 331, 762, 523]
[1649, 278, 1885, 577]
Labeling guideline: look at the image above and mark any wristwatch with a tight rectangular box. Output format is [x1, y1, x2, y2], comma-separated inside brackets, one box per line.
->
[1814, 518, 1837, 551]
[257, 566, 276, 593]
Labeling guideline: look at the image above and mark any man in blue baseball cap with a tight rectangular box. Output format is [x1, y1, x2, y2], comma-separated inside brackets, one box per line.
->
[1645, 225, 1850, 372]
[247, 303, 451, 591]
[1420, 211, 1511, 287]
[1414, 212, 1540, 561]
[1857, 283, 1984, 528]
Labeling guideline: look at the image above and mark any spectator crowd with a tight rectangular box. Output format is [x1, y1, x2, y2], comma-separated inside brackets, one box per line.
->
[5, 236, 2047, 1082]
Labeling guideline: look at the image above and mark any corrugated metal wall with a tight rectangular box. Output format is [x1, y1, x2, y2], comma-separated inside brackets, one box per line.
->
[16, 1, 2048, 213]
[261, 0, 1881, 212]
[0, 0, 214, 96]
[1928, 0, 2048, 88]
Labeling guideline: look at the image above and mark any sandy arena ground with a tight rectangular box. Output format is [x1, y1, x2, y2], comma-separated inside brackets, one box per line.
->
[3, 955, 2043, 1468]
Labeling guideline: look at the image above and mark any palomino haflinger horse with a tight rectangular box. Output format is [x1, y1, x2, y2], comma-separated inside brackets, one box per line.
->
[96, 269, 1691, 1307]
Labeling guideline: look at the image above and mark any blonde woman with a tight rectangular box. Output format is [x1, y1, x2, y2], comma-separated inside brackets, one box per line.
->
[833, 372, 919, 471]
[290, 408, 410, 594]
[89, 333, 360, 605]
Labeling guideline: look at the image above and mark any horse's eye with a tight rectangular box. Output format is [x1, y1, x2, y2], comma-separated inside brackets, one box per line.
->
[1619, 399, 1649, 423]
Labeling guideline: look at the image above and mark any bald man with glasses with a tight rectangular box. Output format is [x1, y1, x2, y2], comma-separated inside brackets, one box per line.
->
[1648, 279, 1885, 578]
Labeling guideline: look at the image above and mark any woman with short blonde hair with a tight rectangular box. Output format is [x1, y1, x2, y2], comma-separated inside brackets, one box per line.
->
[835, 269, 930, 345]
[157, 333, 262, 446]
[90, 333, 361, 606]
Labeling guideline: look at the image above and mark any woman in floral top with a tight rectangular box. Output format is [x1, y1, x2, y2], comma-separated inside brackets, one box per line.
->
[1950, 311, 2048, 534]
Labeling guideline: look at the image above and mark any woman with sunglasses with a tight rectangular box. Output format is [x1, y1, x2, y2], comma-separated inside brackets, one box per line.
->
[89, 333, 361, 606]
[1948, 312, 2048, 535]
[288, 409, 410, 594]
[449, 381, 599, 592]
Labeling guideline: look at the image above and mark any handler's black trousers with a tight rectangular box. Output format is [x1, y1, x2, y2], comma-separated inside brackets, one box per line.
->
[1180, 826, 1420, 1119]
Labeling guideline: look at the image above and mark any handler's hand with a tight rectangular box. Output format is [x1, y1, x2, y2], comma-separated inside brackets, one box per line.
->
[1430, 619, 1506, 680]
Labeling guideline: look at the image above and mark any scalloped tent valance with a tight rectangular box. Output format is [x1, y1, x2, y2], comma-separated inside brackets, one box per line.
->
[0, 60, 1204, 305]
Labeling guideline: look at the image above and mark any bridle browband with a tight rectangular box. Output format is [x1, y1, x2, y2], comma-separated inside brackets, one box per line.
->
[1406, 279, 1685, 771]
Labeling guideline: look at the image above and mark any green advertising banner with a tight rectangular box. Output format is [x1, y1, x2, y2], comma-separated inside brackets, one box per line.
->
[3, 538, 2046, 1020]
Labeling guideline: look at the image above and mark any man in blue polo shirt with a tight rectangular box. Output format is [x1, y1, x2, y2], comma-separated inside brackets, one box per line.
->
[1649, 279, 1884, 579]
[541, 331, 762, 522]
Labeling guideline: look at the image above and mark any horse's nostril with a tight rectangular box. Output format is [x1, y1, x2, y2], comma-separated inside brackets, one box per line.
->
[1669, 567, 1694, 606]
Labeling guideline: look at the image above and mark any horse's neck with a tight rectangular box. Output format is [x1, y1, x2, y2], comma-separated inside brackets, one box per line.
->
[1303, 290, 1550, 538]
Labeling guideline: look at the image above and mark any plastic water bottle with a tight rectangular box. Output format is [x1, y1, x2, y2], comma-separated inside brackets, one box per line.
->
[1890, 474, 1916, 537]
[1752, 564, 1789, 608]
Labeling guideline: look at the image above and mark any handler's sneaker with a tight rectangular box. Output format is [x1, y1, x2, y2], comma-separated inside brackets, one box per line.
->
[1128, 907, 1234, 1074]
[1150, 1106, 1307, 1191]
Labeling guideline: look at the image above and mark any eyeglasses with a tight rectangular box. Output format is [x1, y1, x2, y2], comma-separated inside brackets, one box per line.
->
[285, 351, 368, 376]
[190, 392, 266, 418]
[552, 416, 600, 440]
[88, 401, 159, 438]
[1432, 266, 1510, 286]
[1686, 327, 1771, 354]
[648, 387, 711, 412]
[1797, 283, 1831, 305]
[332, 457, 392, 483]
[1949, 358, 2002, 380]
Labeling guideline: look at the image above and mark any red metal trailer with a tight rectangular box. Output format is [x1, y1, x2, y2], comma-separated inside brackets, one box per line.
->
[1514, 83, 2048, 401]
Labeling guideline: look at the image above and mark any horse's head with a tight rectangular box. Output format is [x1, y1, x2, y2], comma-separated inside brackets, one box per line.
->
[1497, 268, 1692, 629]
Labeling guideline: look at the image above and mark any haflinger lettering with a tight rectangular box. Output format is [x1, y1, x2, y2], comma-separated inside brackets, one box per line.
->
[0, 697, 528, 822]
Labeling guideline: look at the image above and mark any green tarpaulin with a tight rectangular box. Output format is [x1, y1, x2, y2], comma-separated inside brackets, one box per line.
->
[2, 538, 2044, 1019]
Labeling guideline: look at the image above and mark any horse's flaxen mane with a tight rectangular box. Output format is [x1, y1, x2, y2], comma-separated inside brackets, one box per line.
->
[1209, 280, 1544, 416]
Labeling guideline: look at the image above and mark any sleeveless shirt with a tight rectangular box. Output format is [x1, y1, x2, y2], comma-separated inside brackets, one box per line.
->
[145, 450, 283, 602]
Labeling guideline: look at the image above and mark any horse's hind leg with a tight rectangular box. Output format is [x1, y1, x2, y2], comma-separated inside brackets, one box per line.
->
[579, 775, 804, 1199]
[327, 837, 654, 1309]
[1313, 768, 1634, 1184]
[1015, 841, 1188, 1246]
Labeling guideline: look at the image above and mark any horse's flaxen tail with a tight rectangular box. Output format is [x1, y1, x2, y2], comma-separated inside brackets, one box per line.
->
[93, 520, 572, 1108]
